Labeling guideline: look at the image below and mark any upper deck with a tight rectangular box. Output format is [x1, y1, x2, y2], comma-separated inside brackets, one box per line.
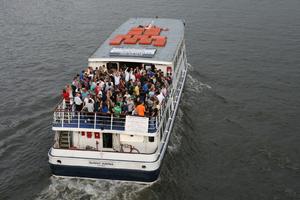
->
[89, 18, 185, 64]
[52, 18, 187, 138]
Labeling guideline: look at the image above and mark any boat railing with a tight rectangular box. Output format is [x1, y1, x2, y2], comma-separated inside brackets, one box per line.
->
[53, 101, 158, 133]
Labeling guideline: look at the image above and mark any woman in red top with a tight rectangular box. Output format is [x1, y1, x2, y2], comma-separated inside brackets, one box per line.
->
[135, 69, 142, 81]
[62, 89, 70, 102]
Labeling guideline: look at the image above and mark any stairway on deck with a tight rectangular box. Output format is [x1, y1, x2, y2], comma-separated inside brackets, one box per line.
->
[59, 132, 70, 149]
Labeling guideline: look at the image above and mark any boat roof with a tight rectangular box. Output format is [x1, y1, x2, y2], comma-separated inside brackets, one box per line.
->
[89, 18, 185, 64]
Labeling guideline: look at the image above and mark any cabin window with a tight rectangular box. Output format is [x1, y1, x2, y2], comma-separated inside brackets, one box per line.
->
[103, 133, 113, 148]
[148, 137, 155, 142]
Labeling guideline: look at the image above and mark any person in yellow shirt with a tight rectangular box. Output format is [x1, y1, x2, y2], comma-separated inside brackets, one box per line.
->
[134, 85, 140, 96]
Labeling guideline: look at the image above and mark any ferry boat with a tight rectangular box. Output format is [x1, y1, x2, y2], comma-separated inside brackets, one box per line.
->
[48, 18, 188, 183]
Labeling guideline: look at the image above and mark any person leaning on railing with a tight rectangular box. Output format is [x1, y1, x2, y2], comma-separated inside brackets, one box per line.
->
[62, 89, 70, 109]
[135, 101, 146, 117]
[82, 98, 95, 123]
[112, 102, 122, 117]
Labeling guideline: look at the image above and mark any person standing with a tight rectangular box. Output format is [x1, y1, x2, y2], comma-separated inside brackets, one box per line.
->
[62, 89, 70, 109]
[135, 101, 146, 117]
[74, 93, 83, 112]
[124, 67, 130, 82]
[127, 98, 135, 115]
[114, 72, 121, 87]
[82, 98, 95, 123]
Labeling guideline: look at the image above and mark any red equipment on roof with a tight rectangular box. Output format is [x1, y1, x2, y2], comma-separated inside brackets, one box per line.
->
[138, 35, 153, 45]
[144, 27, 161, 36]
[109, 25, 167, 47]
[124, 35, 139, 44]
[152, 36, 167, 47]
[127, 27, 145, 35]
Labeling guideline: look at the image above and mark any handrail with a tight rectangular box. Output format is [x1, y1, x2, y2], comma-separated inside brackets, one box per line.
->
[53, 107, 158, 133]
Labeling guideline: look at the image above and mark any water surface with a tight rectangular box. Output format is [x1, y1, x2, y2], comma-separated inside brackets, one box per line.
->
[0, 0, 299, 199]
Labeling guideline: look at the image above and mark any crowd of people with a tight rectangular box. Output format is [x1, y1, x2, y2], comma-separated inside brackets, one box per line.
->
[61, 64, 172, 118]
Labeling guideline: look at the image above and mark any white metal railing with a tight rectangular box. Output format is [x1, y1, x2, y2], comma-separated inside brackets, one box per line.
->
[53, 104, 158, 133]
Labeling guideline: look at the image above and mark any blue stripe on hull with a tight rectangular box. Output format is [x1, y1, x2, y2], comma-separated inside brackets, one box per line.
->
[49, 164, 160, 182]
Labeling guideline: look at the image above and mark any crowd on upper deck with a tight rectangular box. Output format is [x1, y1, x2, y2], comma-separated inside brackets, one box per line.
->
[61, 63, 172, 118]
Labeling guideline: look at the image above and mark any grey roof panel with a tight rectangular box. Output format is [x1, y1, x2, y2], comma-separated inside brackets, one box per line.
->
[89, 18, 185, 63]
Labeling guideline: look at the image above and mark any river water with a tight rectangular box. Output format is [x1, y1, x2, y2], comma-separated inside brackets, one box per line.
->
[0, 0, 299, 199]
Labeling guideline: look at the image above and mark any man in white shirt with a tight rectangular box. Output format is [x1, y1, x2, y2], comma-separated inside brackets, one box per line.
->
[156, 91, 165, 105]
[124, 67, 130, 82]
[82, 98, 95, 123]
[114, 72, 121, 86]
[83, 99, 94, 113]
[84, 95, 94, 107]
[74, 93, 83, 112]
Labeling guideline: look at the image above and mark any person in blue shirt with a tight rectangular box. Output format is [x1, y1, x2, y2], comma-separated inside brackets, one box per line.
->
[79, 70, 85, 82]
[101, 102, 109, 113]
[81, 88, 89, 99]
[142, 82, 149, 93]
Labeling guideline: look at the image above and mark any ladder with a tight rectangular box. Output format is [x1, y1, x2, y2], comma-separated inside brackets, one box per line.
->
[59, 131, 70, 149]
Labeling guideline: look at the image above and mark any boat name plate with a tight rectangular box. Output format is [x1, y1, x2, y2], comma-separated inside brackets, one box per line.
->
[109, 47, 156, 58]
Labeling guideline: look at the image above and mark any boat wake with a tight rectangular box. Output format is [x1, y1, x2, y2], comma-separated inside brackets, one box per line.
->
[186, 73, 212, 93]
[168, 107, 183, 153]
[186, 64, 212, 93]
[36, 176, 151, 200]
[167, 64, 211, 154]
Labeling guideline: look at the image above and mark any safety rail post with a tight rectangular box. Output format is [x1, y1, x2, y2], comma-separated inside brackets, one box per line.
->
[158, 110, 161, 123]
[110, 114, 113, 130]
[171, 100, 174, 111]
[68, 131, 70, 148]
[148, 117, 151, 132]
[77, 112, 80, 128]
[62, 111, 64, 128]
[94, 113, 97, 129]
[68, 111, 70, 123]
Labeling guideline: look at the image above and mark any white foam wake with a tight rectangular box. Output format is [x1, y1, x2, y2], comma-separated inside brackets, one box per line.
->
[167, 63, 211, 153]
[168, 107, 183, 153]
[186, 74, 212, 93]
[186, 63, 212, 92]
[36, 176, 151, 200]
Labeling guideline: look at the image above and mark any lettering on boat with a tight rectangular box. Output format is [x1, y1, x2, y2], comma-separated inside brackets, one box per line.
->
[109, 47, 157, 58]
[89, 160, 114, 167]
